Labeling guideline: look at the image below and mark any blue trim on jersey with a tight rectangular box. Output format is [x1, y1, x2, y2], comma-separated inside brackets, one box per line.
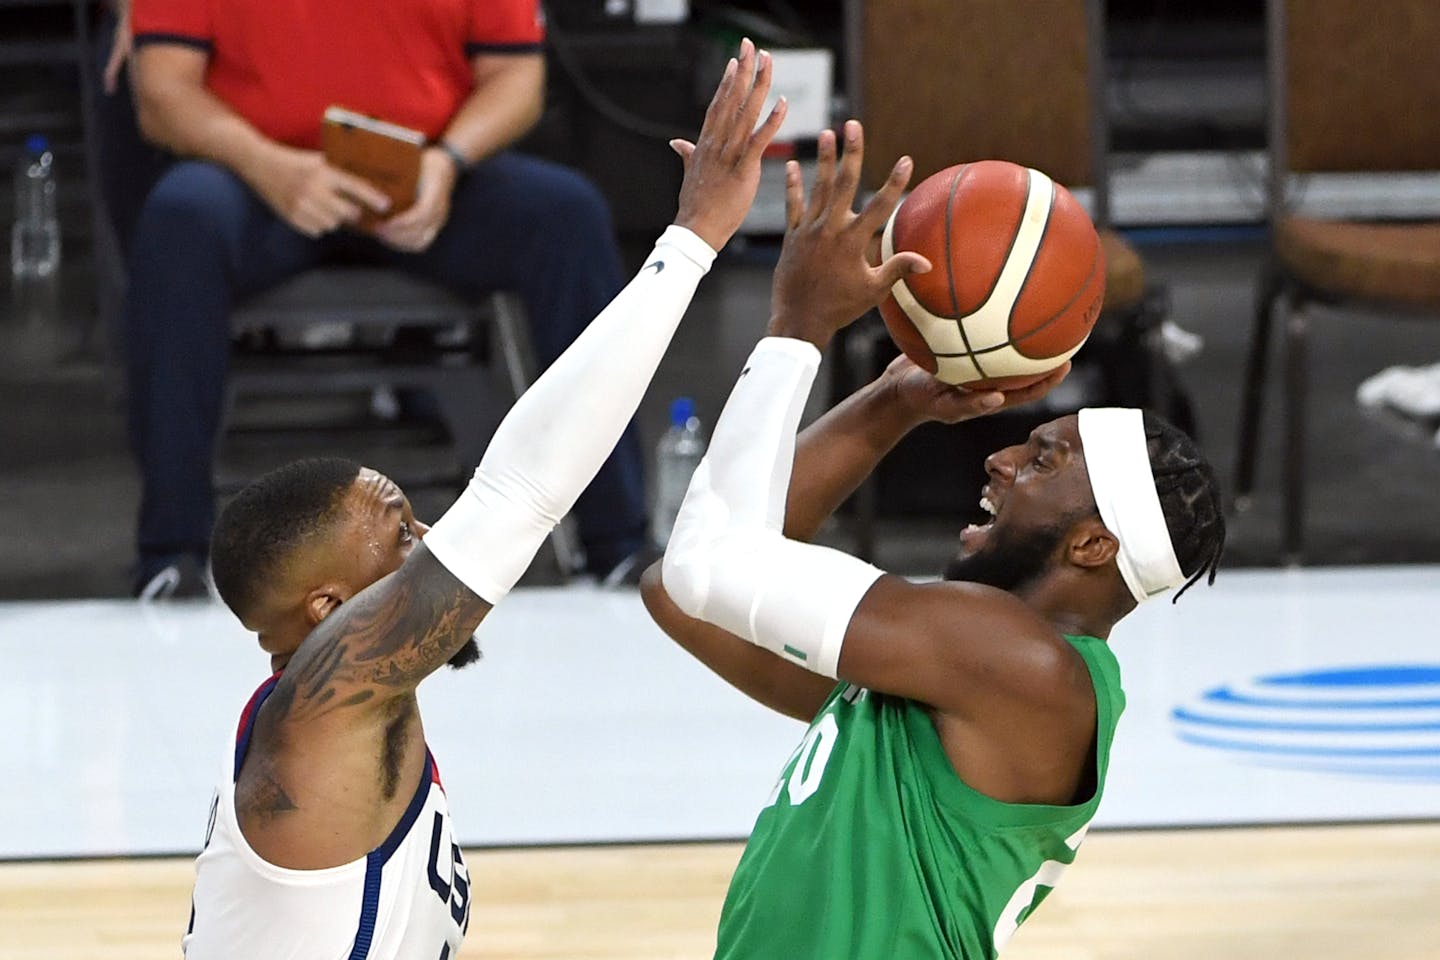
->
[347, 854, 385, 960]
[233, 676, 282, 779]
[374, 751, 436, 864]
[345, 752, 437, 959]
[231, 679, 438, 959]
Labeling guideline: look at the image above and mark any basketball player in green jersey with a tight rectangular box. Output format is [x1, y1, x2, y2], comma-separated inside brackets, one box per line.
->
[641, 121, 1226, 959]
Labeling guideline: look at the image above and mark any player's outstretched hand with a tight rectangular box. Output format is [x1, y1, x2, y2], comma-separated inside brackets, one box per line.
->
[671, 38, 787, 252]
[767, 120, 931, 350]
[881, 354, 1073, 426]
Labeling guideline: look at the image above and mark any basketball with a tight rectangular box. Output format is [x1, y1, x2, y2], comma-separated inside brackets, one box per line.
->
[878, 160, 1106, 390]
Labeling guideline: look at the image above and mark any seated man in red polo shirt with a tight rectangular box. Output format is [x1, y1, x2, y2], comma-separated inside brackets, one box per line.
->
[124, 0, 650, 596]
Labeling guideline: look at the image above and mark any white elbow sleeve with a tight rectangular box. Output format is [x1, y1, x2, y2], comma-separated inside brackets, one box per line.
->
[426, 225, 716, 604]
[661, 338, 884, 677]
[663, 508, 883, 677]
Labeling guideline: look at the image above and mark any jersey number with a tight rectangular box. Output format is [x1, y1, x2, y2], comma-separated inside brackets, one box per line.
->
[991, 822, 1091, 953]
[762, 712, 840, 809]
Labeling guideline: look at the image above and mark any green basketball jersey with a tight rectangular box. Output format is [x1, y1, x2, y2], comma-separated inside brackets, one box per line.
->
[715, 635, 1125, 960]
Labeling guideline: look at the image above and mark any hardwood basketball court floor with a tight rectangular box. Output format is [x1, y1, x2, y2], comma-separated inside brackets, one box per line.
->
[5, 823, 1439, 959]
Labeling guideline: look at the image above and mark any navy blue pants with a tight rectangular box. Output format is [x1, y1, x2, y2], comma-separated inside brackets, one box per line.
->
[123, 156, 646, 578]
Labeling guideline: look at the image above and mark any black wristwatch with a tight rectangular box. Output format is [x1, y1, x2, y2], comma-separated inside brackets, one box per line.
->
[435, 140, 470, 176]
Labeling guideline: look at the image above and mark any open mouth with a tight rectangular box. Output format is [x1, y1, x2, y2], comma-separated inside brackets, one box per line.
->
[960, 489, 999, 547]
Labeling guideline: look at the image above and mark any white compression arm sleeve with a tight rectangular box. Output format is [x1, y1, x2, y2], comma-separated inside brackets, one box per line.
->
[661, 337, 885, 678]
[425, 226, 716, 603]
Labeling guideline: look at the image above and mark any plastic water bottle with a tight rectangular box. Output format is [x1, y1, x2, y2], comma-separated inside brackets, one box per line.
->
[11, 134, 61, 280]
[651, 396, 707, 548]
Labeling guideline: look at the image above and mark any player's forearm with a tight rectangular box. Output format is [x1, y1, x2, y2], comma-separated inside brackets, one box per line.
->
[131, 53, 284, 190]
[786, 374, 922, 541]
[662, 339, 885, 678]
[440, 54, 545, 165]
[424, 227, 716, 603]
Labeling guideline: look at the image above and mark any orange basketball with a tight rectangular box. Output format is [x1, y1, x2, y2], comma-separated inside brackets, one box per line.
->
[878, 160, 1105, 390]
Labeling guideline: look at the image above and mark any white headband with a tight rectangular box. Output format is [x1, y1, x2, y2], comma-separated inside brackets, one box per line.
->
[1077, 407, 1186, 603]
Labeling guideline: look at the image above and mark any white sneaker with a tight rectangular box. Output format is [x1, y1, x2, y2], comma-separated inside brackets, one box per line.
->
[1356, 362, 1440, 417]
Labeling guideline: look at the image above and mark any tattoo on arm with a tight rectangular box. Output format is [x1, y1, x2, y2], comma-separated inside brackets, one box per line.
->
[272, 545, 491, 722]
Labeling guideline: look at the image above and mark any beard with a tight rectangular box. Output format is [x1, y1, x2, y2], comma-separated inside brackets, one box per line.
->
[446, 635, 482, 669]
[942, 520, 1067, 593]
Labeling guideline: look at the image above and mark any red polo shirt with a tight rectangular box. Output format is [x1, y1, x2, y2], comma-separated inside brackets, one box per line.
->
[132, 0, 544, 149]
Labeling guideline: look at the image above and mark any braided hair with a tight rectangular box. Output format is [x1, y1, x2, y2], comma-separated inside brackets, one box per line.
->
[1142, 411, 1226, 602]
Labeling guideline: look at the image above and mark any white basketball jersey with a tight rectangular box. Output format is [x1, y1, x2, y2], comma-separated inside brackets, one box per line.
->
[183, 676, 470, 960]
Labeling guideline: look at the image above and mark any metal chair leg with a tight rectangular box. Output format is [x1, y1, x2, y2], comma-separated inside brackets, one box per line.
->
[485, 291, 587, 577]
[71, 0, 126, 362]
[1233, 265, 1282, 511]
[487, 292, 540, 402]
[427, 374, 503, 476]
[1281, 295, 1309, 564]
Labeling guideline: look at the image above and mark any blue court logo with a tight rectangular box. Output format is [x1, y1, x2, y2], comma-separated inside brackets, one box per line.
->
[1170, 665, 1440, 782]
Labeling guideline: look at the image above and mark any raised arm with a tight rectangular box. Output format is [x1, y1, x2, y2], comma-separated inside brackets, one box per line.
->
[642, 359, 1060, 721]
[644, 125, 1068, 721]
[274, 40, 787, 723]
[639, 386, 906, 721]
[642, 373, 925, 722]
